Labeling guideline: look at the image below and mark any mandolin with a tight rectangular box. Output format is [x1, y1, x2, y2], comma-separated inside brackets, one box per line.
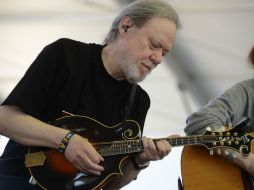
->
[26, 115, 253, 190]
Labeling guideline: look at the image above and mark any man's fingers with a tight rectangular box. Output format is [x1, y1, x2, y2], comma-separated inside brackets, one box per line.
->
[79, 154, 104, 174]
[156, 140, 171, 158]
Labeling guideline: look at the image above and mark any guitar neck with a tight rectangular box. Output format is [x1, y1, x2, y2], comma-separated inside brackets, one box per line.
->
[96, 135, 209, 157]
[158, 136, 206, 147]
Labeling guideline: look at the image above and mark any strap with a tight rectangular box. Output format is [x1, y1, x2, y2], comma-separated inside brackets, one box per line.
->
[121, 83, 137, 121]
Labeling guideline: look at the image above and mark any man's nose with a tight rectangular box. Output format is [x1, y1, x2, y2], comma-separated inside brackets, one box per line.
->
[150, 49, 163, 65]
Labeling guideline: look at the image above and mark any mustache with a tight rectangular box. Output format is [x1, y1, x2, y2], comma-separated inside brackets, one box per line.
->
[141, 62, 156, 71]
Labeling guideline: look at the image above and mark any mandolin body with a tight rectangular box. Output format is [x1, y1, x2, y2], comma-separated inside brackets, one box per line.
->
[27, 115, 141, 190]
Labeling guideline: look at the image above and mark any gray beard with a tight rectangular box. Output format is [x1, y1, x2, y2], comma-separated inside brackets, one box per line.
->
[121, 62, 147, 83]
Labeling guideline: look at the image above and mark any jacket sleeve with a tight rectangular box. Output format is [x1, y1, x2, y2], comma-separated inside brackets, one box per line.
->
[184, 79, 254, 135]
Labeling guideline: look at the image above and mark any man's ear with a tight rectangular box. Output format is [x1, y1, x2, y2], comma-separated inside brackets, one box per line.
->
[119, 16, 133, 34]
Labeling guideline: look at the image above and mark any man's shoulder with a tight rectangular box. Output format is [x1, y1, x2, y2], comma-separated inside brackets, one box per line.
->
[46, 38, 101, 50]
[137, 85, 150, 104]
[50, 38, 92, 47]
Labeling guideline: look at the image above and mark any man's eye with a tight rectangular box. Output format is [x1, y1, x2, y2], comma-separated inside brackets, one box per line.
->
[150, 43, 156, 49]
[162, 50, 168, 56]
[152, 43, 159, 48]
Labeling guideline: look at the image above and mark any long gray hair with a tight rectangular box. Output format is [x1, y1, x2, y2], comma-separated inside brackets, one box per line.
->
[103, 0, 181, 44]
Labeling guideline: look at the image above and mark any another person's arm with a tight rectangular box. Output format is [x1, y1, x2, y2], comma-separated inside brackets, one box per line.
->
[185, 80, 254, 135]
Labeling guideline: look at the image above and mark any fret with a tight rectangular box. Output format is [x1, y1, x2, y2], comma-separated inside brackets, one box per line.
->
[168, 138, 172, 146]
[131, 140, 136, 152]
[98, 139, 144, 156]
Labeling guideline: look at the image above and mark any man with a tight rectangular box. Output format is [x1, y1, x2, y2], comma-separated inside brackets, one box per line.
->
[0, 0, 180, 189]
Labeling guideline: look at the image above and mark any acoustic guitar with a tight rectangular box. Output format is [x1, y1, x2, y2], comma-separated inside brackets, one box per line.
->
[181, 133, 254, 190]
[25, 115, 253, 190]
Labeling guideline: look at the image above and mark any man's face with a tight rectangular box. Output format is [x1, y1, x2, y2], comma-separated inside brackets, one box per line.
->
[119, 17, 177, 83]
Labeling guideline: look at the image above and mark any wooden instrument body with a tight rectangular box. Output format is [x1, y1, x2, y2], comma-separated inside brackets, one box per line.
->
[28, 115, 140, 190]
[181, 138, 254, 190]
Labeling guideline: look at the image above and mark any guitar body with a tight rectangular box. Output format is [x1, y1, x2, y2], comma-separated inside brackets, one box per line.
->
[181, 145, 245, 190]
[27, 115, 141, 190]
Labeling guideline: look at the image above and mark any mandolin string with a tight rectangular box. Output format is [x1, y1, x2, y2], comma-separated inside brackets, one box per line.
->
[69, 134, 247, 156]
[93, 135, 241, 149]
[39, 134, 247, 157]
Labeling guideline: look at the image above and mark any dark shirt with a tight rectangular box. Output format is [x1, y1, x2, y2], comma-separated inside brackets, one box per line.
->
[0, 38, 150, 177]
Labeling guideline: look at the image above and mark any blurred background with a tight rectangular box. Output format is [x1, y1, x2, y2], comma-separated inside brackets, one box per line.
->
[0, 0, 254, 189]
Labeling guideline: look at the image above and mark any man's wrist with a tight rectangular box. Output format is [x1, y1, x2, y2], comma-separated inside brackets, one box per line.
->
[58, 131, 75, 154]
[130, 153, 150, 170]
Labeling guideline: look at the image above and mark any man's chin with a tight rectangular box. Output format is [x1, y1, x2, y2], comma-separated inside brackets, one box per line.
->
[127, 75, 147, 83]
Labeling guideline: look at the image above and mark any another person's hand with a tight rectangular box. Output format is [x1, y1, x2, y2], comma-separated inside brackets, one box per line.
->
[216, 147, 254, 176]
[216, 148, 239, 162]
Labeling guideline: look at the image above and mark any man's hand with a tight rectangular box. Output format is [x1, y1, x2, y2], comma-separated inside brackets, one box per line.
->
[136, 135, 175, 163]
[64, 134, 104, 175]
